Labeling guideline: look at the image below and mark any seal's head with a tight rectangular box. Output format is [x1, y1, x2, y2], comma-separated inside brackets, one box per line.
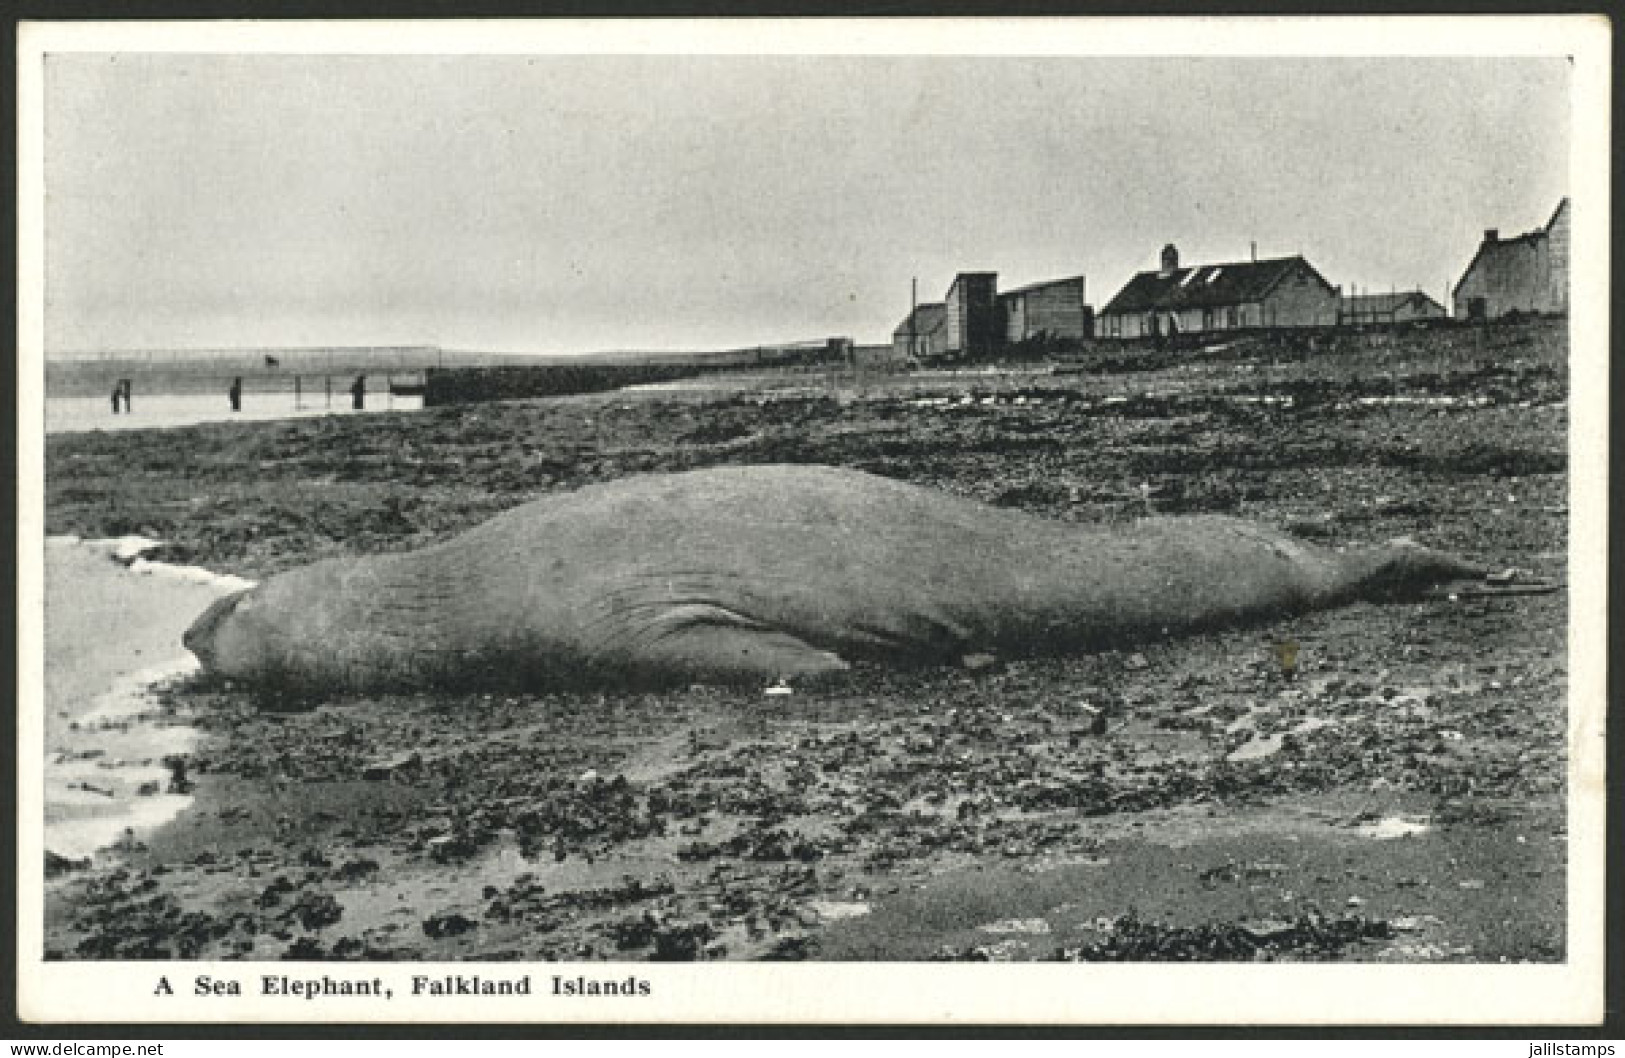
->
[183, 588, 257, 675]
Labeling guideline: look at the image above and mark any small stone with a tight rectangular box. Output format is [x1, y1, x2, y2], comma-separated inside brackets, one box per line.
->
[1075, 703, 1108, 735]
[961, 653, 1001, 673]
[427, 834, 477, 864]
[423, 911, 477, 939]
[1239, 919, 1297, 942]
[362, 752, 421, 781]
[1124, 653, 1150, 671]
[286, 891, 343, 930]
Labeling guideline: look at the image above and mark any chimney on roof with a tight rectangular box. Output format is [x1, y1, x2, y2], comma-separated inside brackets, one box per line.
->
[1484, 229, 1499, 243]
[1160, 244, 1179, 274]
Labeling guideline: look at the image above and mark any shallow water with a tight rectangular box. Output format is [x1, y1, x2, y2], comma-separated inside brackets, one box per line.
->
[46, 393, 424, 434]
[43, 537, 256, 864]
[46, 656, 203, 861]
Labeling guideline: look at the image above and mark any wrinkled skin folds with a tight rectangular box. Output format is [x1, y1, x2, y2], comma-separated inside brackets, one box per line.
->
[183, 464, 1484, 695]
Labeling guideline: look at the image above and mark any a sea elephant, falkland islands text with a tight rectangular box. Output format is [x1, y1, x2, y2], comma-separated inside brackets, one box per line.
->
[183, 463, 1485, 695]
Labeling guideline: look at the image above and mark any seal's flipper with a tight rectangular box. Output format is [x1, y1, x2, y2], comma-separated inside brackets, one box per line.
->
[1337, 539, 1490, 601]
[636, 622, 850, 684]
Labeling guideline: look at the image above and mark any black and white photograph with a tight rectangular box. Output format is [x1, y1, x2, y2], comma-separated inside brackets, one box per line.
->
[15, 18, 1608, 1025]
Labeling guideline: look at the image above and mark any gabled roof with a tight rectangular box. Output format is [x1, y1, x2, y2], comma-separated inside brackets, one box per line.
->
[998, 275, 1086, 300]
[1101, 256, 1331, 316]
[1341, 291, 1444, 313]
[892, 302, 947, 339]
[1452, 235, 1542, 299]
[1453, 199, 1568, 298]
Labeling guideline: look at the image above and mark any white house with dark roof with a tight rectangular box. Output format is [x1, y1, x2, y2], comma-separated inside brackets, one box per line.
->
[1098, 245, 1340, 338]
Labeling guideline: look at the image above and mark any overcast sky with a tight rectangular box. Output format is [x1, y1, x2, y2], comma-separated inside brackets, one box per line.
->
[44, 53, 1570, 354]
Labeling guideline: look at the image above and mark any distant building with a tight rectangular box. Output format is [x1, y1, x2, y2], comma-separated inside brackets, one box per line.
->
[944, 272, 1001, 358]
[1453, 198, 1570, 320]
[894, 271, 1093, 360]
[892, 302, 948, 360]
[825, 337, 855, 363]
[1338, 290, 1447, 326]
[1098, 244, 1340, 339]
[998, 276, 1093, 345]
[851, 343, 909, 371]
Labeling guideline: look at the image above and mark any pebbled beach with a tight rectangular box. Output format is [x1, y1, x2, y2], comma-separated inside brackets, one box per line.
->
[39, 321, 1578, 963]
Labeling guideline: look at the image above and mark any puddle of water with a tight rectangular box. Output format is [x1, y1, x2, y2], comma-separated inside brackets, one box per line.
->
[1023, 853, 1111, 874]
[1227, 716, 1337, 763]
[978, 917, 1051, 935]
[1355, 816, 1432, 840]
[806, 900, 872, 921]
[1376, 937, 1475, 961]
[1345, 395, 1492, 409]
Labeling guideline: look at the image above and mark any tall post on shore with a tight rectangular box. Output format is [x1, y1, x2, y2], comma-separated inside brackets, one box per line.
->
[326, 375, 332, 408]
[294, 374, 302, 409]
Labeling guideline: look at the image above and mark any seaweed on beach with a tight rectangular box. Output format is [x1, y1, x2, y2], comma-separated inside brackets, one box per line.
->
[43, 321, 1570, 963]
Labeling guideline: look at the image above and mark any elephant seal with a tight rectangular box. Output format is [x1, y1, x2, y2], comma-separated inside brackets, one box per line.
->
[184, 464, 1483, 693]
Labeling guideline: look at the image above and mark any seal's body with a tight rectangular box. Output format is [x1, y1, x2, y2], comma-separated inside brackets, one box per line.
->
[184, 464, 1481, 692]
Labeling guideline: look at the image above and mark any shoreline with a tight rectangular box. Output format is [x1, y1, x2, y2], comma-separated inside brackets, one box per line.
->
[45, 392, 426, 435]
[43, 537, 253, 862]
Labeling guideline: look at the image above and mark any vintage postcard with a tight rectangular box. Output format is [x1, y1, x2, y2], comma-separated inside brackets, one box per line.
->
[15, 17, 1609, 1025]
